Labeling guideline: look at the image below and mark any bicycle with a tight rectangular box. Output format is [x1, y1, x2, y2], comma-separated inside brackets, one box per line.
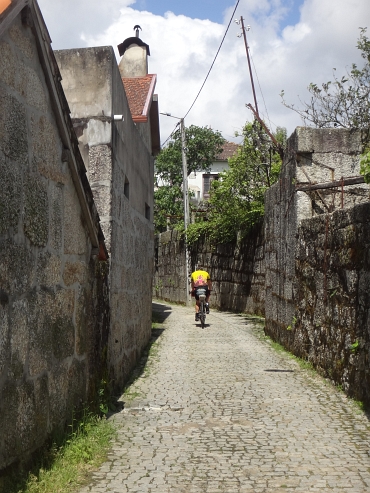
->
[197, 287, 207, 328]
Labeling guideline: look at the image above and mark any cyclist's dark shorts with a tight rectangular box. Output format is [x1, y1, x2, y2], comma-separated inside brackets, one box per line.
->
[194, 286, 210, 300]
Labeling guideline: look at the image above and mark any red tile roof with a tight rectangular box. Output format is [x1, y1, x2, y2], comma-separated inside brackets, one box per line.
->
[122, 74, 156, 122]
[216, 141, 240, 161]
[0, 0, 11, 15]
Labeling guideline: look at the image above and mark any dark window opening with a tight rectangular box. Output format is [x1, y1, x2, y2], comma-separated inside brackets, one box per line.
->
[203, 174, 219, 200]
[124, 177, 129, 199]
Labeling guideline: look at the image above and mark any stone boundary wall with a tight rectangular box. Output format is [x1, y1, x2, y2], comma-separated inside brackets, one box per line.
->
[291, 203, 370, 404]
[264, 127, 370, 405]
[155, 128, 370, 405]
[153, 222, 265, 316]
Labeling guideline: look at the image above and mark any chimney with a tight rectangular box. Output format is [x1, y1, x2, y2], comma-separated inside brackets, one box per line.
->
[117, 25, 150, 78]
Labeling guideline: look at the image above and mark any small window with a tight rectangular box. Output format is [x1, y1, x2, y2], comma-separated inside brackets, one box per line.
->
[145, 203, 150, 220]
[124, 177, 129, 199]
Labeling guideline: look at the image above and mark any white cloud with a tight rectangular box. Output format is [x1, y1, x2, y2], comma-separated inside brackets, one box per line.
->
[38, 0, 370, 144]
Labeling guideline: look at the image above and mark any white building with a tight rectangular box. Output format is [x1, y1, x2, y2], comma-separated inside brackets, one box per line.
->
[188, 142, 239, 203]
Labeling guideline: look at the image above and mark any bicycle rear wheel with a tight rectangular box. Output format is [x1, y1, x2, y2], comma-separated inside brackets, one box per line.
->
[200, 303, 206, 328]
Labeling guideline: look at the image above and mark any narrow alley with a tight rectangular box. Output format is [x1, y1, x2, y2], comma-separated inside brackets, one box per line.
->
[80, 303, 370, 493]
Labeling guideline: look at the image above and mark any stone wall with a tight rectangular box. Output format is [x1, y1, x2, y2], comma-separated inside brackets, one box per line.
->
[0, 11, 109, 471]
[264, 127, 370, 404]
[292, 203, 370, 404]
[154, 127, 370, 404]
[55, 47, 154, 391]
[264, 127, 366, 343]
[153, 222, 265, 316]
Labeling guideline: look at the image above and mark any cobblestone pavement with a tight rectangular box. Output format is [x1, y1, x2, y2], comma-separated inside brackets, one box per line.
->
[80, 303, 370, 493]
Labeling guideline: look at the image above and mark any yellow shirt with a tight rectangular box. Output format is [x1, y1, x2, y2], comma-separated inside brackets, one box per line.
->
[191, 270, 210, 287]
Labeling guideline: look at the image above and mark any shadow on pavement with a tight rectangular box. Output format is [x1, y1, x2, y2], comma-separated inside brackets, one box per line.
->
[152, 301, 172, 323]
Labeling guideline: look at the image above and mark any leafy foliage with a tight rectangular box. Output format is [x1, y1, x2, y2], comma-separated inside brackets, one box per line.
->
[187, 122, 286, 244]
[281, 28, 370, 130]
[154, 125, 225, 233]
[360, 148, 370, 183]
[281, 27, 370, 183]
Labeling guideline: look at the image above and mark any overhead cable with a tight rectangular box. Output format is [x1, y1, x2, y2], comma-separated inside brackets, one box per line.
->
[160, 0, 240, 146]
[183, 0, 241, 120]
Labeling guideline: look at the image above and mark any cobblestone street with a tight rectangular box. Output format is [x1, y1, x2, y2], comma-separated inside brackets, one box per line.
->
[80, 303, 370, 493]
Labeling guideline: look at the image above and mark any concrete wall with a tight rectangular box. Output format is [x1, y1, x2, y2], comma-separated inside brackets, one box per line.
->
[153, 223, 265, 316]
[55, 47, 154, 391]
[0, 13, 109, 471]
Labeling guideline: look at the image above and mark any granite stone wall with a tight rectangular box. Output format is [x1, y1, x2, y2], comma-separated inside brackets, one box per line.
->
[153, 222, 265, 316]
[264, 127, 370, 404]
[0, 13, 109, 471]
[292, 203, 370, 404]
[264, 127, 367, 344]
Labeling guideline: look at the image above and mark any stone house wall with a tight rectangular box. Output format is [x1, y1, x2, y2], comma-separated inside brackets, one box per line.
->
[0, 8, 109, 471]
[55, 47, 154, 392]
[153, 222, 265, 316]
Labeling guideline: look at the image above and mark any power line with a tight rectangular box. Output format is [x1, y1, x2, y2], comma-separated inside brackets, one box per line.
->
[249, 50, 272, 131]
[160, 0, 240, 146]
[183, 0, 240, 120]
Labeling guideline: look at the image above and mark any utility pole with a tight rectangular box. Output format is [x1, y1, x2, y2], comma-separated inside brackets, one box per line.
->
[160, 113, 191, 306]
[237, 17, 259, 117]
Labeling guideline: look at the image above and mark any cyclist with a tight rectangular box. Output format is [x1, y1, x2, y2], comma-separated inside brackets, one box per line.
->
[190, 266, 212, 321]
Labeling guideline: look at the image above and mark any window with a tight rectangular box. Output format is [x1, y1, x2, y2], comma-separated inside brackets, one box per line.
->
[145, 203, 150, 220]
[203, 174, 219, 200]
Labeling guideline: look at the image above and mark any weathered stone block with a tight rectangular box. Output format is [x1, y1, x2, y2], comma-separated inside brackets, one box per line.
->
[0, 240, 35, 295]
[9, 22, 34, 59]
[63, 261, 87, 286]
[31, 115, 65, 183]
[88, 144, 112, 183]
[24, 174, 48, 246]
[0, 93, 28, 162]
[10, 298, 29, 376]
[0, 39, 18, 91]
[0, 154, 22, 234]
[64, 184, 88, 255]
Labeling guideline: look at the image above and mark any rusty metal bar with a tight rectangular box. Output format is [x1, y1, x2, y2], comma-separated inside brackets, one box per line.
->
[296, 176, 365, 192]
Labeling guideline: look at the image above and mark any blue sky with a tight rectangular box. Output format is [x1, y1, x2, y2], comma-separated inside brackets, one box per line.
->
[38, 0, 369, 142]
[136, 0, 302, 29]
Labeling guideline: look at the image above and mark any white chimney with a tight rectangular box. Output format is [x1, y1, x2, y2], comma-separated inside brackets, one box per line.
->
[117, 26, 150, 78]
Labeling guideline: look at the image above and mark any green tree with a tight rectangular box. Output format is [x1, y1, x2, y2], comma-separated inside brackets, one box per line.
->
[187, 121, 286, 244]
[281, 27, 370, 182]
[154, 125, 225, 232]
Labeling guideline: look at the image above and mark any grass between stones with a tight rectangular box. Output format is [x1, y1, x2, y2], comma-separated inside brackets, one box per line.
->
[1, 411, 116, 493]
[1, 312, 164, 493]
[244, 314, 368, 414]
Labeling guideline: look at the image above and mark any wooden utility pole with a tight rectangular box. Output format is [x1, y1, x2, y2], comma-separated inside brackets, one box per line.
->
[239, 16, 259, 117]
